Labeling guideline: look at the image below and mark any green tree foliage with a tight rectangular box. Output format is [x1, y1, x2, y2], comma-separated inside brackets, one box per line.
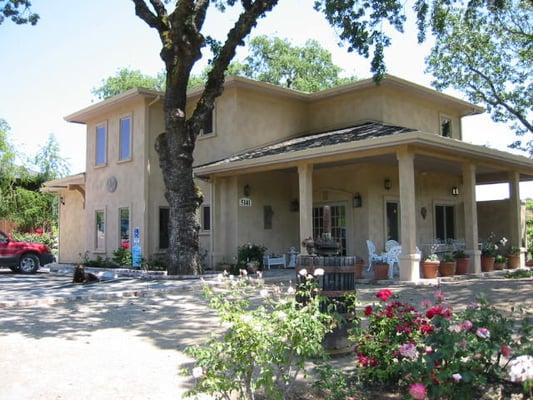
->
[230, 36, 356, 92]
[0, 0, 38, 25]
[426, 0, 532, 151]
[0, 124, 70, 232]
[92, 68, 166, 100]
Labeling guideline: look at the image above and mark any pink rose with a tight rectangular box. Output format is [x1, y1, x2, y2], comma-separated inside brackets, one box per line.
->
[500, 344, 512, 358]
[376, 289, 393, 302]
[408, 383, 427, 400]
[461, 320, 473, 331]
[476, 327, 490, 339]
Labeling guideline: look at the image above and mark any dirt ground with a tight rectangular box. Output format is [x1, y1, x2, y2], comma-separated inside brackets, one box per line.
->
[0, 275, 531, 400]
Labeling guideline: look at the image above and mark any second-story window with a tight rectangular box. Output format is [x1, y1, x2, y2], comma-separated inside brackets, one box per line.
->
[200, 109, 214, 136]
[95, 123, 107, 166]
[440, 116, 452, 138]
[119, 116, 132, 161]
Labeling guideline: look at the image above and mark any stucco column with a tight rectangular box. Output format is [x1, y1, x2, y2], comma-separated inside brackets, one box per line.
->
[509, 171, 525, 266]
[397, 148, 421, 281]
[462, 163, 481, 273]
[298, 163, 313, 254]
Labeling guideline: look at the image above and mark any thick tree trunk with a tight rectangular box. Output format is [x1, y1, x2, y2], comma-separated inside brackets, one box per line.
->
[156, 84, 203, 276]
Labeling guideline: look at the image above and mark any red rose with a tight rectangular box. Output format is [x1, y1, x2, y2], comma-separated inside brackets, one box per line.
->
[364, 305, 373, 316]
[420, 324, 434, 334]
[426, 305, 451, 319]
[376, 289, 393, 302]
[500, 344, 512, 358]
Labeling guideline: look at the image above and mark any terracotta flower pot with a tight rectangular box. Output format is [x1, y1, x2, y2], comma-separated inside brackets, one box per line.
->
[355, 261, 364, 279]
[526, 259, 533, 267]
[374, 263, 389, 280]
[421, 260, 440, 279]
[455, 258, 469, 275]
[439, 261, 456, 277]
[494, 262, 505, 270]
[507, 255, 521, 269]
[481, 256, 495, 272]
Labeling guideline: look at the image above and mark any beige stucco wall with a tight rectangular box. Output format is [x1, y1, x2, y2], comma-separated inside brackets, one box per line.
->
[477, 200, 526, 245]
[84, 97, 148, 259]
[58, 188, 86, 263]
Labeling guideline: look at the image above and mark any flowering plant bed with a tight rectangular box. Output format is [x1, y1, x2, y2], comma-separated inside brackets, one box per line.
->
[351, 289, 532, 399]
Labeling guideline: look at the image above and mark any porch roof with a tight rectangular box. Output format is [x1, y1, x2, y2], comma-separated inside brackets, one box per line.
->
[41, 173, 85, 193]
[194, 123, 533, 181]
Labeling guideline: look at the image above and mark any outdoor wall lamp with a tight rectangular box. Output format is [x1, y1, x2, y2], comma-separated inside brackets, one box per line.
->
[384, 178, 392, 191]
[243, 184, 251, 197]
[60, 196, 65, 205]
[352, 193, 362, 208]
[451, 186, 459, 196]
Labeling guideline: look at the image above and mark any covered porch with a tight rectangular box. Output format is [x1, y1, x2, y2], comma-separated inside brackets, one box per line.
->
[196, 123, 533, 281]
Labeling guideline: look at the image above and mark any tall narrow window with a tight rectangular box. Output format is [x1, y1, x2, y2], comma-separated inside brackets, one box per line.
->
[159, 207, 169, 249]
[95, 124, 107, 166]
[119, 208, 130, 249]
[201, 110, 214, 135]
[95, 210, 105, 250]
[119, 116, 132, 161]
[202, 205, 211, 231]
[386, 201, 400, 242]
[435, 205, 455, 240]
[440, 117, 452, 138]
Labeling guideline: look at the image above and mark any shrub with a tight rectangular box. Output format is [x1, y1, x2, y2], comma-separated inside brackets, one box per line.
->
[183, 273, 335, 400]
[237, 242, 267, 270]
[112, 247, 132, 267]
[441, 253, 455, 263]
[11, 231, 57, 251]
[507, 246, 521, 256]
[142, 257, 167, 271]
[80, 252, 118, 269]
[353, 289, 532, 399]
[452, 250, 467, 259]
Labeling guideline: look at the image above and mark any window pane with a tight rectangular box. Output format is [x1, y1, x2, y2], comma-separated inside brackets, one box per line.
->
[386, 202, 399, 242]
[119, 117, 131, 160]
[96, 125, 106, 165]
[445, 206, 455, 240]
[202, 206, 211, 231]
[95, 210, 105, 250]
[441, 118, 451, 137]
[159, 208, 169, 249]
[435, 205, 445, 240]
[203, 111, 213, 134]
[119, 208, 130, 249]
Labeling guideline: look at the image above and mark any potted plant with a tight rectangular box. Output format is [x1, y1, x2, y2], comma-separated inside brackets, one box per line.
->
[507, 246, 521, 269]
[374, 262, 389, 280]
[481, 238, 497, 272]
[453, 250, 469, 275]
[494, 254, 506, 270]
[421, 254, 440, 279]
[439, 253, 456, 277]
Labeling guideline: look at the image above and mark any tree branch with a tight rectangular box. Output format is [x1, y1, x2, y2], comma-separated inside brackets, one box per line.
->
[189, 0, 279, 138]
[467, 65, 533, 133]
[131, 0, 166, 30]
[149, 0, 167, 19]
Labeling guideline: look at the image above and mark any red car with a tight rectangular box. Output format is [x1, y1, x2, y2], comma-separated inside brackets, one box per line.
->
[0, 231, 55, 274]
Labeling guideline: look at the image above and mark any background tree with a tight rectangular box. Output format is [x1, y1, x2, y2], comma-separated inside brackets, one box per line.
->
[33, 133, 71, 181]
[130, 0, 499, 275]
[0, 0, 38, 25]
[426, 0, 532, 152]
[230, 35, 355, 92]
[92, 68, 166, 100]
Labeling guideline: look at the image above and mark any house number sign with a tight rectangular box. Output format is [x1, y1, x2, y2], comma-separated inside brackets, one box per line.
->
[239, 198, 252, 207]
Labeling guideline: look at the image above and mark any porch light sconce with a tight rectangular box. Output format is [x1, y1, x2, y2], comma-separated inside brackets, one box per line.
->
[451, 186, 459, 196]
[60, 196, 65, 206]
[352, 193, 362, 208]
[243, 184, 251, 197]
[384, 178, 392, 191]
[421, 206, 427, 219]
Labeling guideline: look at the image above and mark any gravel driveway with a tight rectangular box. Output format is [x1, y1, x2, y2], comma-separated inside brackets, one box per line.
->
[0, 273, 530, 400]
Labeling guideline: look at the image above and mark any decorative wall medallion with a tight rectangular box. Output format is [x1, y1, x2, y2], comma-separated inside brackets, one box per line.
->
[106, 176, 118, 193]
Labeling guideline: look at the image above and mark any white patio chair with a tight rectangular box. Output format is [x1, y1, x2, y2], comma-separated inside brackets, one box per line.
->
[385, 239, 400, 252]
[366, 240, 386, 271]
[386, 245, 402, 279]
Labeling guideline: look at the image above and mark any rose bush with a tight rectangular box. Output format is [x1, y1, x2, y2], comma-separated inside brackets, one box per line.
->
[183, 273, 335, 400]
[353, 290, 532, 399]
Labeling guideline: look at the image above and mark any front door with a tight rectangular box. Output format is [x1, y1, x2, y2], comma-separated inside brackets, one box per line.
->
[313, 204, 347, 255]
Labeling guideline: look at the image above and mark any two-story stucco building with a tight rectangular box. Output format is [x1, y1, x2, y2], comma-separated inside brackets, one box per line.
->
[44, 74, 533, 281]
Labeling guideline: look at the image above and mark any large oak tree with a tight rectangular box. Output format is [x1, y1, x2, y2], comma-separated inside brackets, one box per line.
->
[131, 0, 503, 275]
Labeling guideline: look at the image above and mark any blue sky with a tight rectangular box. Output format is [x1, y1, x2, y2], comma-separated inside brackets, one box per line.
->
[0, 0, 529, 199]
